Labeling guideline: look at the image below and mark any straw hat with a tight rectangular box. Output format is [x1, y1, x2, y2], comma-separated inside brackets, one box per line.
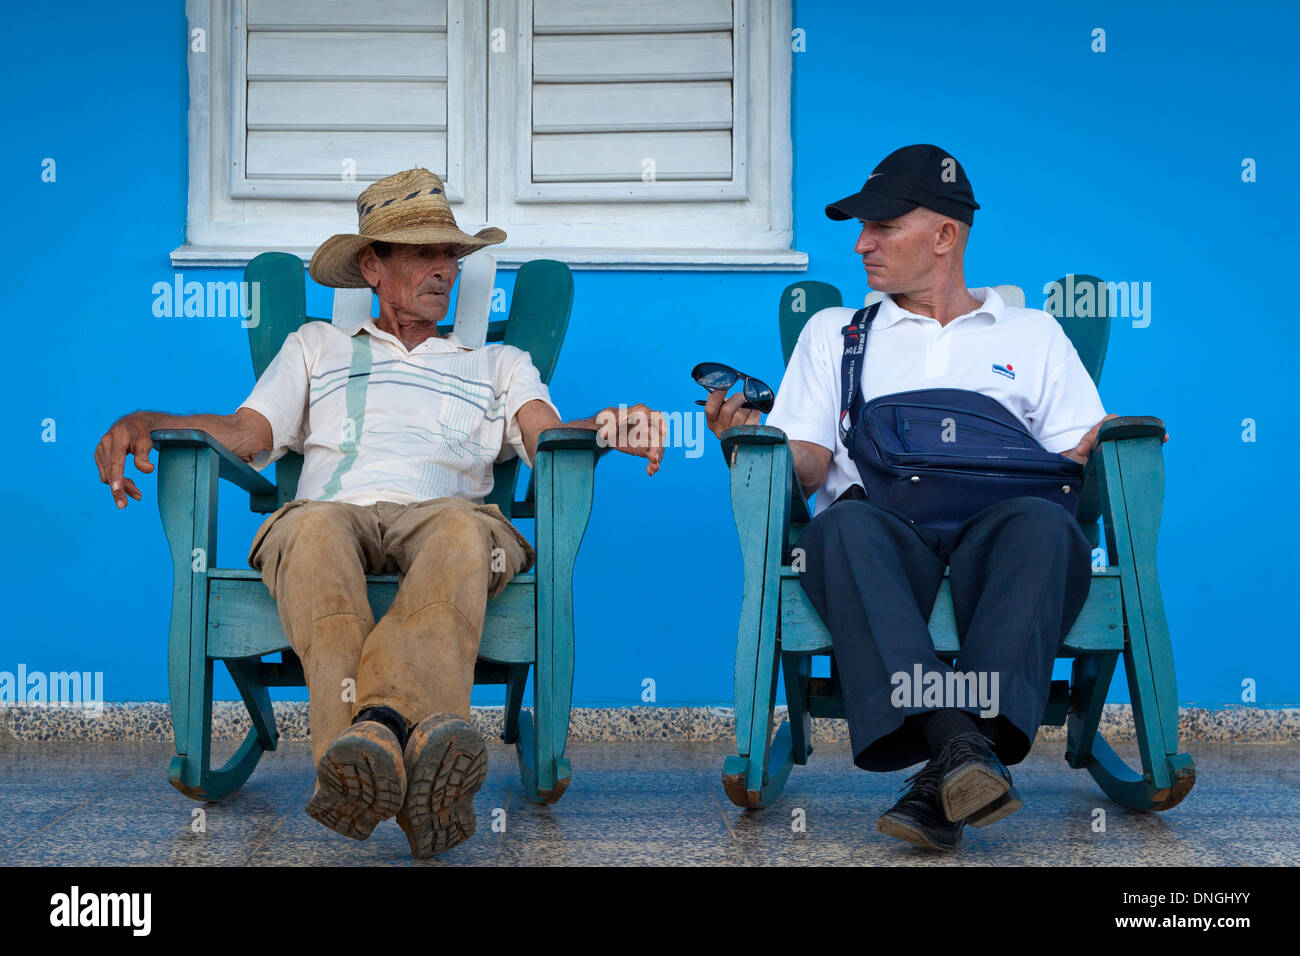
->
[309, 168, 506, 288]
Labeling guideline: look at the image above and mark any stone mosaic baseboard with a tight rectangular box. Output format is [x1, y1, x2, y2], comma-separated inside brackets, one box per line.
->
[1, 703, 1297, 744]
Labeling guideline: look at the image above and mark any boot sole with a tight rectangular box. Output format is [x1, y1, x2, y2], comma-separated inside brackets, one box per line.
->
[877, 812, 961, 851]
[941, 763, 1011, 823]
[306, 725, 406, 841]
[400, 718, 488, 859]
[966, 786, 1024, 827]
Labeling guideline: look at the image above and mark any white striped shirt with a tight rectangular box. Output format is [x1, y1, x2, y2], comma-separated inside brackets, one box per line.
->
[239, 318, 559, 506]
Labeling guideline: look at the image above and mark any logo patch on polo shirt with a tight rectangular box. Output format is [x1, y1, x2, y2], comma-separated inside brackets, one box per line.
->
[992, 363, 1015, 380]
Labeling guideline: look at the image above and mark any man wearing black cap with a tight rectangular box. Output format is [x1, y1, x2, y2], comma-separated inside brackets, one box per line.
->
[706, 144, 1114, 850]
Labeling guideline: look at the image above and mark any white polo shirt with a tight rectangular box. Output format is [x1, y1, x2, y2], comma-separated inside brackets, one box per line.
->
[766, 287, 1106, 515]
[239, 318, 559, 507]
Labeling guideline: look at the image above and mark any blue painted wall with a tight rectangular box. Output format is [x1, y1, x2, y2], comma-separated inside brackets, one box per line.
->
[6, 1, 1296, 709]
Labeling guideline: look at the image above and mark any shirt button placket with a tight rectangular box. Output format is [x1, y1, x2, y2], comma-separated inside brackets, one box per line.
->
[924, 324, 948, 377]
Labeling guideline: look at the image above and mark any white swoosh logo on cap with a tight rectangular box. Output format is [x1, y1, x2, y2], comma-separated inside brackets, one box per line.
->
[867, 173, 882, 180]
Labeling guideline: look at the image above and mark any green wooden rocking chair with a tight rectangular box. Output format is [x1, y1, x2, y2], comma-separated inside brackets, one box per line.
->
[721, 275, 1196, 814]
[153, 253, 596, 806]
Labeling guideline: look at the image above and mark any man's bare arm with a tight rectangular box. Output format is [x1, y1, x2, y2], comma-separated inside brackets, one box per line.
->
[514, 398, 667, 476]
[702, 391, 833, 496]
[93, 407, 273, 509]
[789, 439, 833, 497]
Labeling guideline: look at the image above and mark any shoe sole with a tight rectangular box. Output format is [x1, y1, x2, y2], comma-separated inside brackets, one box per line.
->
[306, 724, 406, 841]
[941, 763, 1011, 823]
[400, 717, 488, 859]
[877, 812, 961, 851]
[966, 786, 1024, 827]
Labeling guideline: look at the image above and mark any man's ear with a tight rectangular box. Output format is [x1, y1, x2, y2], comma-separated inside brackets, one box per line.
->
[357, 245, 381, 289]
[933, 218, 961, 256]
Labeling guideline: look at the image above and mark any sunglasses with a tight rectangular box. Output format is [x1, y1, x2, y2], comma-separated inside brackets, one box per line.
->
[691, 362, 775, 414]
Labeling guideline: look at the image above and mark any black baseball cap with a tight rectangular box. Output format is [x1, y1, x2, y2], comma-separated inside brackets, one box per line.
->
[825, 144, 980, 226]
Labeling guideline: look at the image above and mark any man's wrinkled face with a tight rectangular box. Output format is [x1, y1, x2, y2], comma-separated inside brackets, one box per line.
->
[360, 242, 460, 323]
[853, 207, 941, 294]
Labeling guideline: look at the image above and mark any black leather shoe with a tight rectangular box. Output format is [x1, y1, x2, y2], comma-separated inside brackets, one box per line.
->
[877, 761, 964, 851]
[935, 731, 1022, 825]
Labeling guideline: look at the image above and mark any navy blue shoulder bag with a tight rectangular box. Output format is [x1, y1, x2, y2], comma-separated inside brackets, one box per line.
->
[838, 303, 1084, 530]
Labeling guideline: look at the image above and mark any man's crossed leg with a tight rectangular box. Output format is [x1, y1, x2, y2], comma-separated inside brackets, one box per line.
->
[799, 495, 1093, 850]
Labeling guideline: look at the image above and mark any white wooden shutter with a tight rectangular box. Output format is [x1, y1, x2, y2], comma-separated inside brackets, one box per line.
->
[230, 0, 467, 200]
[483, 0, 793, 262]
[516, 0, 748, 202]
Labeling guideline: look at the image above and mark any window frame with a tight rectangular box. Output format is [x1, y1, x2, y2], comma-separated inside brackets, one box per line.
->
[175, 0, 803, 271]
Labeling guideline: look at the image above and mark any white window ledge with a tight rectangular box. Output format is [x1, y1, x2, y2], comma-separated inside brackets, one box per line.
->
[169, 244, 808, 271]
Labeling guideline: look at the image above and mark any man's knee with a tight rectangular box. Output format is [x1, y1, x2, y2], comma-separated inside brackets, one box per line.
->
[432, 506, 492, 554]
[400, 505, 495, 574]
[802, 500, 898, 557]
[992, 497, 1080, 536]
[977, 497, 1090, 570]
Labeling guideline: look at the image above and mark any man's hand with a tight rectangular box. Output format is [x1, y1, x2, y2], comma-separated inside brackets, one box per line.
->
[93, 407, 272, 509]
[1061, 414, 1172, 465]
[94, 412, 158, 509]
[593, 403, 668, 476]
[703, 389, 760, 440]
[517, 399, 668, 476]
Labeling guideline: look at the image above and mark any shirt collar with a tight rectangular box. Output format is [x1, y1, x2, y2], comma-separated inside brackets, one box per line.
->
[351, 317, 470, 354]
[873, 286, 1004, 329]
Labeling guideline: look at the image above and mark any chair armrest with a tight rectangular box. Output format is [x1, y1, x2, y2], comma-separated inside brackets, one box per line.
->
[536, 427, 601, 453]
[720, 424, 788, 459]
[151, 429, 279, 509]
[722, 425, 812, 529]
[1098, 415, 1166, 443]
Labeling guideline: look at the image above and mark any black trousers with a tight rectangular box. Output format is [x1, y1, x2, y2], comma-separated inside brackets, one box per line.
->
[798, 491, 1093, 772]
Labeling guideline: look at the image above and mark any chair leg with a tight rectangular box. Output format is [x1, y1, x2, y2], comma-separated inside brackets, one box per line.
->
[723, 441, 796, 809]
[1068, 651, 1196, 812]
[722, 620, 796, 809]
[782, 652, 814, 766]
[514, 708, 571, 805]
[514, 604, 575, 804]
[1081, 436, 1196, 812]
[168, 657, 274, 803]
[517, 442, 589, 805]
[1066, 652, 1119, 769]
[501, 663, 529, 745]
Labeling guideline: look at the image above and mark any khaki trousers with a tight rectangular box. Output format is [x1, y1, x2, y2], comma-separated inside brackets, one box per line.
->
[248, 497, 534, 767]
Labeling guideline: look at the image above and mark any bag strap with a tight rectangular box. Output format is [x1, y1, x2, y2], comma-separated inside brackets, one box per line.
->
[838, 302, 880, 446]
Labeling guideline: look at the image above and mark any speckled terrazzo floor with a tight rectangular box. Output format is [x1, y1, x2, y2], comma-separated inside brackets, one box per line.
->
[0, 738, 1295, 866]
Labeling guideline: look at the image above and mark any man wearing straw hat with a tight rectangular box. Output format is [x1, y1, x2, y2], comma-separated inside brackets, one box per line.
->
[94, 168, 667, 858]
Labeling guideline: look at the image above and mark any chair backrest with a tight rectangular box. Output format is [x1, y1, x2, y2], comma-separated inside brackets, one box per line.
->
[486, 259, 574, 516]
[243, 253, 575, 516]
[450, 253, 497, 348]
[331, 286, 372, 329]
[1043, 274, 1110, 387]
[778, 281, 843, 365]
